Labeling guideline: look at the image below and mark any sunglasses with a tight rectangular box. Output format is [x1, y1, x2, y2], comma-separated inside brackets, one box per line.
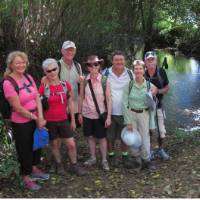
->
[86, 62, 100, 68]
[133, 60, 145, 66]
[46, 67, 57, 73]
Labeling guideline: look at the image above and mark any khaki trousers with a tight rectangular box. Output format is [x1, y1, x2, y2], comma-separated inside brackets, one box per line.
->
[129, 110, 150, 161]
[156, 109, 166, 138]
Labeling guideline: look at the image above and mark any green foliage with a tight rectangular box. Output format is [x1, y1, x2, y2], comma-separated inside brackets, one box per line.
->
[0, 117, 19, 179]
[0, 0, 199, 75]
[175, 129, 200, 145]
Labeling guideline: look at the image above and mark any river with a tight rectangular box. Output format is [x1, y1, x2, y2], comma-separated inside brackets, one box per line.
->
[157, 50, 200, 133]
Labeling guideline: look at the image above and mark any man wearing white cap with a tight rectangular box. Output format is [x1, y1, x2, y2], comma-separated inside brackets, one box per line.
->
[58, 40, 84, 127]
[144, 51, 170, 161]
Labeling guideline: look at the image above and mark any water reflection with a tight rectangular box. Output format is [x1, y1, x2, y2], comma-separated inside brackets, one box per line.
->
[156, 50, 200, 132]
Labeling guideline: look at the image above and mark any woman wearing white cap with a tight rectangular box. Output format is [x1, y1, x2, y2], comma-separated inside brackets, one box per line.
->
[122, 60, 157, 170]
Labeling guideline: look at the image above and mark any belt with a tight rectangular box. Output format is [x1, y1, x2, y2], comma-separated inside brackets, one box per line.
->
[130, 108, 149, 113]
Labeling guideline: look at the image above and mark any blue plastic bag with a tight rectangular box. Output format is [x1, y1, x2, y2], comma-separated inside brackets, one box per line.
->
[33, 128, 49, 151]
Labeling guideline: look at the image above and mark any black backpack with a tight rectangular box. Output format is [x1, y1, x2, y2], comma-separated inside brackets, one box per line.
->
[0, 74, 32, 119]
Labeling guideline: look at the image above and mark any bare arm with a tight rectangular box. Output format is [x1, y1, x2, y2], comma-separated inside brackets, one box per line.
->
[68, 90, 76, 130]
[158, 84, 169, 95]
[35, 92, 46, 128]
[7, 96, 37, 120]
[105, 80, 112, 127]
[78, 79, 85, 125]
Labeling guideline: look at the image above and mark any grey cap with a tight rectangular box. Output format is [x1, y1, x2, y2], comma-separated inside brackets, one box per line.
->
[62, 40, 76, 49]
[42, 58, 58, 71]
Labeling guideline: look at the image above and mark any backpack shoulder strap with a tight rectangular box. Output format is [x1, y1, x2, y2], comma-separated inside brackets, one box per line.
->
[146, 80, 151, 92]
[127, 79, 134, 109]
[24, 74, 33, 85]
[57, 60, 61, 79]
[101, 75, 107, 93]
[44, 84, 50, 98]
[5, 76, 19, 94]
[74, 61, 81, 75]
[60, 81, 68, 94]
[128, 79, 134, 95]
[104, 68, 110, 77]
[127, 69, 133, 80]
[157, 67, 164, 88]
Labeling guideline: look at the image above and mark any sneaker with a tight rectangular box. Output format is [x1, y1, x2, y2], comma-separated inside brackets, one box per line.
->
[158, 148, 171, 161]
[24, 179, 41, 191]
[31, 169, 50, 181]
[84, 158, 97, 166]
[102, 160, 110, 171]
[150, 149, 156, 160]
[69, 163, 88, 176]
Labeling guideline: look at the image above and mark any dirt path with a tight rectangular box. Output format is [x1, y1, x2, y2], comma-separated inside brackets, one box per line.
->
[1, 131, 200, 198]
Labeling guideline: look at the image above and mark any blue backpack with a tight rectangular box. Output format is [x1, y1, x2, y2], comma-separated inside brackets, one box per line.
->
[33, 128, 49, 151]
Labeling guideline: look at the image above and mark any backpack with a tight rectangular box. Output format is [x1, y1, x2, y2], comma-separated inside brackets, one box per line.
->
[0, 74, 33, 119]
[144, 67, 164, 88]
[41, 81, 70, 111]
[57, 60, 81, 79]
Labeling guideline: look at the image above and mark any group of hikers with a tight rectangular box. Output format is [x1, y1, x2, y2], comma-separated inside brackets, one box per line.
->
[2, 40, 170, 191]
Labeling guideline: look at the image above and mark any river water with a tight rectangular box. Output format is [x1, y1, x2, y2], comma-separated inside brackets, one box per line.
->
[157, 50, 200, 132]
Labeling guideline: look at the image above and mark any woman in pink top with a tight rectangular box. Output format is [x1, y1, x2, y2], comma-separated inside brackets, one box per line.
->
[79, 55, 112, 171]
[3, 51, 48, 191]
[39, 58, 86, 176]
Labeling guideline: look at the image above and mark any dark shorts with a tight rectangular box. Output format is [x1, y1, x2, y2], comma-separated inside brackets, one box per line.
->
[46, 120, 74, 140]
[83, 117, 106, 139]
[107, 115, 125, 141]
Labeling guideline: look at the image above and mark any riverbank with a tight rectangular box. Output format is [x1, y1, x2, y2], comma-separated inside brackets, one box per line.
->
[1, 130, 200, 198]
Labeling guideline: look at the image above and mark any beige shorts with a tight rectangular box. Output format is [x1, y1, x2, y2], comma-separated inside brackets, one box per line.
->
[156, 109, 166, 138]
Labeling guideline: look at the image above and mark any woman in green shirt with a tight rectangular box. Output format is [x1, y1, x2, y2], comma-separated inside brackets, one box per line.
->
[122, 60, 157, 170]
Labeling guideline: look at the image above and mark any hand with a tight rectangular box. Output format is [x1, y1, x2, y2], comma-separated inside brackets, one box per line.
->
[31, 113, 38, 120]
[78, 75, 85, 84]
[127, 124, 133, 131]
[105, 117, 111, 128]
[70, 120, 76, 131]
[36, 118, 46, 129]
[78, 114, 83, 125]
[41, 76, 49, 84]
[151, 87, 158, 96]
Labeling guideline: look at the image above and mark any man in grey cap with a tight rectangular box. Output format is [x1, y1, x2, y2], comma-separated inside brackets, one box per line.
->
[144, 51, 170, 161]
[58, 40, 84, 127]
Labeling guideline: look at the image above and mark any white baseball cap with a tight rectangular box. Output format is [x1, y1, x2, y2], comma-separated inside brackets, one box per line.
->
[144, 51, 157, 60]
[62, 40, 76, 49]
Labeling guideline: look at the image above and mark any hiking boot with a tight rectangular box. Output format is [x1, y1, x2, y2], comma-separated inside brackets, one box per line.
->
[124, 156, 142, 169]
[102, 160, 110, 171]
[142, 160, 156, 170]
[112, 157, 123, 168]
[69, 163, 88, 176]
[158, 148, 171, 161]
[56, 163, 65, 175]
[84, 158, 97, 166]
[24, 179, 41, 191]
